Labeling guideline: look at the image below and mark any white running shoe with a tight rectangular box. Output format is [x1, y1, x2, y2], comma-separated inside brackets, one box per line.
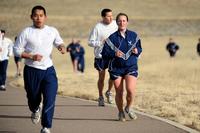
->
[31, 107, 41, 124]
[0, 85, 6, 91]
[40, 127, 50, 133]
[118, 111, 126, 122]
[105, 91, 113, 104]
[125, 107, 137, 120]
[98, 96, 105, 106]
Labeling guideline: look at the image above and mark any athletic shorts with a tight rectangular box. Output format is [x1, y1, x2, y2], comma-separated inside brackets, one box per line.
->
[94, 58, 109, 71]
[14, 56, 22, 63]
[109, 67, 138, 80]
[70, 55, 79, 62]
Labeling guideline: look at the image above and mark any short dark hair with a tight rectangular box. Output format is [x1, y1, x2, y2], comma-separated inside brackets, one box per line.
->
[101, 8, 112, 17]
[116, 13, 129, 22]
[0, 29, 5, 33]
[31, 5, 46, 16]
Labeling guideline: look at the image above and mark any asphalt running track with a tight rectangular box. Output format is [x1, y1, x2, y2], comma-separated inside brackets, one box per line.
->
[0, 79, 199, 133]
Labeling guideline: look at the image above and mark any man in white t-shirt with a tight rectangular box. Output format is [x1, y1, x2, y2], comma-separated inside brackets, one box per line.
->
[88, 8, 118, 106]
[13, 5, 65, 133]
[0, 29, 13, 91]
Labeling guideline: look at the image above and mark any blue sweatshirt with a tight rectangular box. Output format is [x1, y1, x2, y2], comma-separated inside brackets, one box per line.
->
[102, 30, 142, 71]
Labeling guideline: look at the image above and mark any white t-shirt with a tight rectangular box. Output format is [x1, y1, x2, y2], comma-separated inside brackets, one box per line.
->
[14, 25, 64, 70]
[0, 36, 13, 61]
[88, 20, 118, 58]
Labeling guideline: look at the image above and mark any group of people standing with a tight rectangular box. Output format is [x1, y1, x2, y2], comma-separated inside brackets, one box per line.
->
[1, 4, 200, 133]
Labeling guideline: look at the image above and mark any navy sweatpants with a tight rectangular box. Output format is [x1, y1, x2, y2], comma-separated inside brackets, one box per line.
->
[23, 65, 58, 128]
[78, 56, 85, 73]
[0, 60, 8, 86]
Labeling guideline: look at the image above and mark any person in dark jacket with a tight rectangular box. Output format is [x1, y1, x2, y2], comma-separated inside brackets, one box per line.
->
[196, 38, 200, 56]
[102, 13, 142, 122]
[76, 40, 85, 73]
[166, 38, 179, 57]
[66, 38, 81, 73]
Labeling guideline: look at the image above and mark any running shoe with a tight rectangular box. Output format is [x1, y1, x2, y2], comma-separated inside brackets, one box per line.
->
[98, 96, 105, 106]
[31, 107, 41, 124]
[105, 90, 113, 104]
[40, 127, 50, 133]
[0, 85, 6, 91]
[118, 111, 126, 122]
[125, 106, 137, 120]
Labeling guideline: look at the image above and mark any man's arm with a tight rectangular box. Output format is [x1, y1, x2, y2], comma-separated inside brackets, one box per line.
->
[88, 27, 102, 47]
[57, 44, 65, 54]
[21, 52, 43, 61]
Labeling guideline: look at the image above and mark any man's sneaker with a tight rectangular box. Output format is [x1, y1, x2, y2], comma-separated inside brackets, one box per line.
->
[40, 127, 50, 133]
[31, 107, 41, 124]
[98, 96, 105, 106]
[0, 85, 6, 91]
[105, 91, 113, 104]
[118, 111, 126, 122]
[125, 106, 137, 120]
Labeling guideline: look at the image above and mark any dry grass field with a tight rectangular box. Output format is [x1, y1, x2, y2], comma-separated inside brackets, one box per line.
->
[1, 0, 200, 131]
[1, 0, 200, 37]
